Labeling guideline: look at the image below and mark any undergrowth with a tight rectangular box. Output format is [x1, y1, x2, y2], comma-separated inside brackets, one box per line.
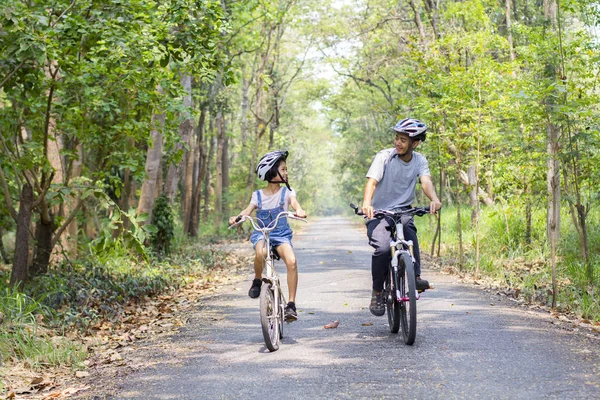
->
[416, 203, 600, 320]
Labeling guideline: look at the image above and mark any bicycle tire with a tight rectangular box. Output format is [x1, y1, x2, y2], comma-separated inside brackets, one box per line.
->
[398, 252, 417, 345]
[278, 288, 285, 339]
[385, 265, 400, 333]
[260, 283, 280, 351]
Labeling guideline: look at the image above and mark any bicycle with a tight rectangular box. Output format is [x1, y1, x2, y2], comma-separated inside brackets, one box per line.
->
[350, 203, 434, 345]
[229, 211, 306, 352]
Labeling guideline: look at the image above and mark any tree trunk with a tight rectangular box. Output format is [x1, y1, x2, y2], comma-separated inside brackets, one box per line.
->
[468, 165, 478, 226]
[0, 226, 9, 264]
[137, 92, 166, 223]
[456, 171, 464, 270]
[189, 105, 208, 236]
[10, 183, 33, 289]
[30, 215, 54, 277]
[165, 74, 194, 205]
[203, 135, 216, 223]
[408, 0, 427, 43]
[222, 117, 230, 219]
[214, 110, 225, 223]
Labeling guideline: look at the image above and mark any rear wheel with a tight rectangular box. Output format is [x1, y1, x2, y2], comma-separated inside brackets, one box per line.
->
[260, 283, 280, 351]
[385, 266, 400, 333]
[399, 252, 417, 345]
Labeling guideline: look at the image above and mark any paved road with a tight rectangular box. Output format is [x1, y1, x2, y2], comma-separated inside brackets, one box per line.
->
[105, 216, 600, 399]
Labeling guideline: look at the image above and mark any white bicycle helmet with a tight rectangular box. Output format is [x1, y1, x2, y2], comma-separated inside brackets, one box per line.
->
[255, 150, 289, 181]
[392, 118, 427, 141]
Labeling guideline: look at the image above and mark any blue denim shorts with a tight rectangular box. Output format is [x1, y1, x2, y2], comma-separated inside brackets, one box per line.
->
[250, 232, 293, 249]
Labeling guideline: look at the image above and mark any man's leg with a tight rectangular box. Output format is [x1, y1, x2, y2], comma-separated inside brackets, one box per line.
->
[366, 218, 392, 316]
[366, 218, 392, 291]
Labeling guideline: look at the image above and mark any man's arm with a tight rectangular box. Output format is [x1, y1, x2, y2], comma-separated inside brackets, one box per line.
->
[420, 175, 442, 214]
[362, 178, 378, 219]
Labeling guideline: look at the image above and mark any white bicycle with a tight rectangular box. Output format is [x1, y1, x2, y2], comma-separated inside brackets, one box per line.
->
[229, 211, 306, 351]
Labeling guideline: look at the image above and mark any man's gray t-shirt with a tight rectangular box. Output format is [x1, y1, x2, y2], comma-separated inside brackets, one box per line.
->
[366, 148, 430, 210]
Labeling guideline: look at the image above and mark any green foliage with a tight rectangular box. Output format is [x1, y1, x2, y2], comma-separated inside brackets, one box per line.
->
[150, 195, 175, 255]
[0, 289, 86, 368]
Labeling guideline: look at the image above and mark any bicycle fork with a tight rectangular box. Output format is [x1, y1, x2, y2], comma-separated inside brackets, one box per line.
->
[391, 248, 420, 302]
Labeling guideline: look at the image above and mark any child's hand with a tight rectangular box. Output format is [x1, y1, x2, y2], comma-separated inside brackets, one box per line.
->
[229, 216, 241, 225]
[294, 209, 307, 218]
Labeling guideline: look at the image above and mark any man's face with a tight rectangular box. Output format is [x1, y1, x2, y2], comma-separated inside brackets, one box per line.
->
[394, 133, 417, 156]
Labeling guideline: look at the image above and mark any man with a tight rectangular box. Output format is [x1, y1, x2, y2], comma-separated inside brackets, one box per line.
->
[362, 118, 442, 316]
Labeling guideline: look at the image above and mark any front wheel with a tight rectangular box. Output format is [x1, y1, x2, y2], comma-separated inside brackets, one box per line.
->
[260, 283, 280, 351]
[385, 266, 400, 333]
[398, 252, 417, 345]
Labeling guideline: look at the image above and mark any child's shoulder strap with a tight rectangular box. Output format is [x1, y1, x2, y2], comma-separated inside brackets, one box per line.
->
[278, 186, 287, 207]
[255, 190, 262, 209]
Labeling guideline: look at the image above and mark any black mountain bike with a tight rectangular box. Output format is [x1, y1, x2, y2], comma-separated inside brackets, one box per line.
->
[351, 204, 433, 345]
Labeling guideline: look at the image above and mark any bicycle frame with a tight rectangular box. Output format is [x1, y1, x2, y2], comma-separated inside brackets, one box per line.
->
[389, 217, 419, 302]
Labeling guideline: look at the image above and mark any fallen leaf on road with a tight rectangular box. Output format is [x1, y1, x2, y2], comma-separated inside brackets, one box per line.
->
[362, 322, 373, 326]
[324, 320, 339, 329]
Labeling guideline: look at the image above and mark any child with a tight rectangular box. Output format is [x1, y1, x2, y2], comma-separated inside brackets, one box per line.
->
[229, 150, 306, 321]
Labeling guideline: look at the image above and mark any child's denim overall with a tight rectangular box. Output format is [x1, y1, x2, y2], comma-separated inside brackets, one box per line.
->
[250, 187, 293, 248]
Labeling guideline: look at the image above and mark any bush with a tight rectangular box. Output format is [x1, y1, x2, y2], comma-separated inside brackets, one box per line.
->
[150, 195, 174, 255]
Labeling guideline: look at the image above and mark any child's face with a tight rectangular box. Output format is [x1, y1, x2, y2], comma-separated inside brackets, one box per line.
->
[276, 161, 288, 181]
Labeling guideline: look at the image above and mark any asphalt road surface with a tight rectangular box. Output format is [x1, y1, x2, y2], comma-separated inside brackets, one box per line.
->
[103, 216, 600, 399]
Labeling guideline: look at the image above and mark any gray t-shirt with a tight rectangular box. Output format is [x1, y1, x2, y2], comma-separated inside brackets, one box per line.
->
[366, 148, 430, 210]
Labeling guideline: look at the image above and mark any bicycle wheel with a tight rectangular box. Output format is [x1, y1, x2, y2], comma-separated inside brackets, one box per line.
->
[278, 288, 285, 339]
[385, 266, 400, 333]
[398, 252, 417, 345]
[260, 283, 280, 351]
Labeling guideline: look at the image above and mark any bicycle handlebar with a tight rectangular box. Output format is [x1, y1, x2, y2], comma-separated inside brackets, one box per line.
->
[349, 203, 432, 218]
[229, 211, 307, 231]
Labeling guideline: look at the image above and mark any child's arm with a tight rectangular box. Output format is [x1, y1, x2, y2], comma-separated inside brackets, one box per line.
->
[290, 196, 306, 218]
[229, 203, 257, 225]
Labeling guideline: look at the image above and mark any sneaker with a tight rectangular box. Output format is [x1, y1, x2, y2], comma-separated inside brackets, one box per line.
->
[416, 276, 430, 292]
[369, 290, 385, 316]
[248, 278, 262, 298]
[284, 302, 298, 322]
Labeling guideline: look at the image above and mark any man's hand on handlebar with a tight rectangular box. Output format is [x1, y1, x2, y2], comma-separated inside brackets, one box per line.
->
[429, 200, 442, 215]
[362, 204, 374, 220]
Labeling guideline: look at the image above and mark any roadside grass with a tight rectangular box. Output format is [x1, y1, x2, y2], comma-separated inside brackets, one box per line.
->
[416, 203, 600, 320]
[0, 222, 243, 395]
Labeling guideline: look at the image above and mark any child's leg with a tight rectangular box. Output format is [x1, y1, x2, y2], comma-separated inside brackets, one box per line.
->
[275, 243, 297, 303]
[254, 240, 267, 278]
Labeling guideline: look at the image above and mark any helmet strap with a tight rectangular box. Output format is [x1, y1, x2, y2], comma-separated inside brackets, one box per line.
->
[268, 170, 291, 191]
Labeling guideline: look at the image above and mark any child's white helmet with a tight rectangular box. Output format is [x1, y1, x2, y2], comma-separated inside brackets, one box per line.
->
[255, 150, 288, 181]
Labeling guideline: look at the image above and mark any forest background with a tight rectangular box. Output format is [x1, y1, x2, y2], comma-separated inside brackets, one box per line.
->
[1, 0, 599, 392]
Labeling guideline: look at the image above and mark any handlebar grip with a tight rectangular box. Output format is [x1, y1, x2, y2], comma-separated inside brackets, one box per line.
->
[349, 203, 364, 215]
[235, 215, 243, 223]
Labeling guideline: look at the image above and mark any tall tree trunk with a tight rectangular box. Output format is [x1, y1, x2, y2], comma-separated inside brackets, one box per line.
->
[189, 105, 208, 236]
[214, 110, 225, 224]
[165, 75, 195, 204]
[203, 135, 216, 223]
[468, 165, 478, 226]
[222, 117, 230, 219]
[456, 170, 464, 270]
[0, 226, 9, 264]
[137, 91, 166, 223]
[408, 0, 427, 43]
[505, 0, 516, 63]
[10, 183, 33, 289]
